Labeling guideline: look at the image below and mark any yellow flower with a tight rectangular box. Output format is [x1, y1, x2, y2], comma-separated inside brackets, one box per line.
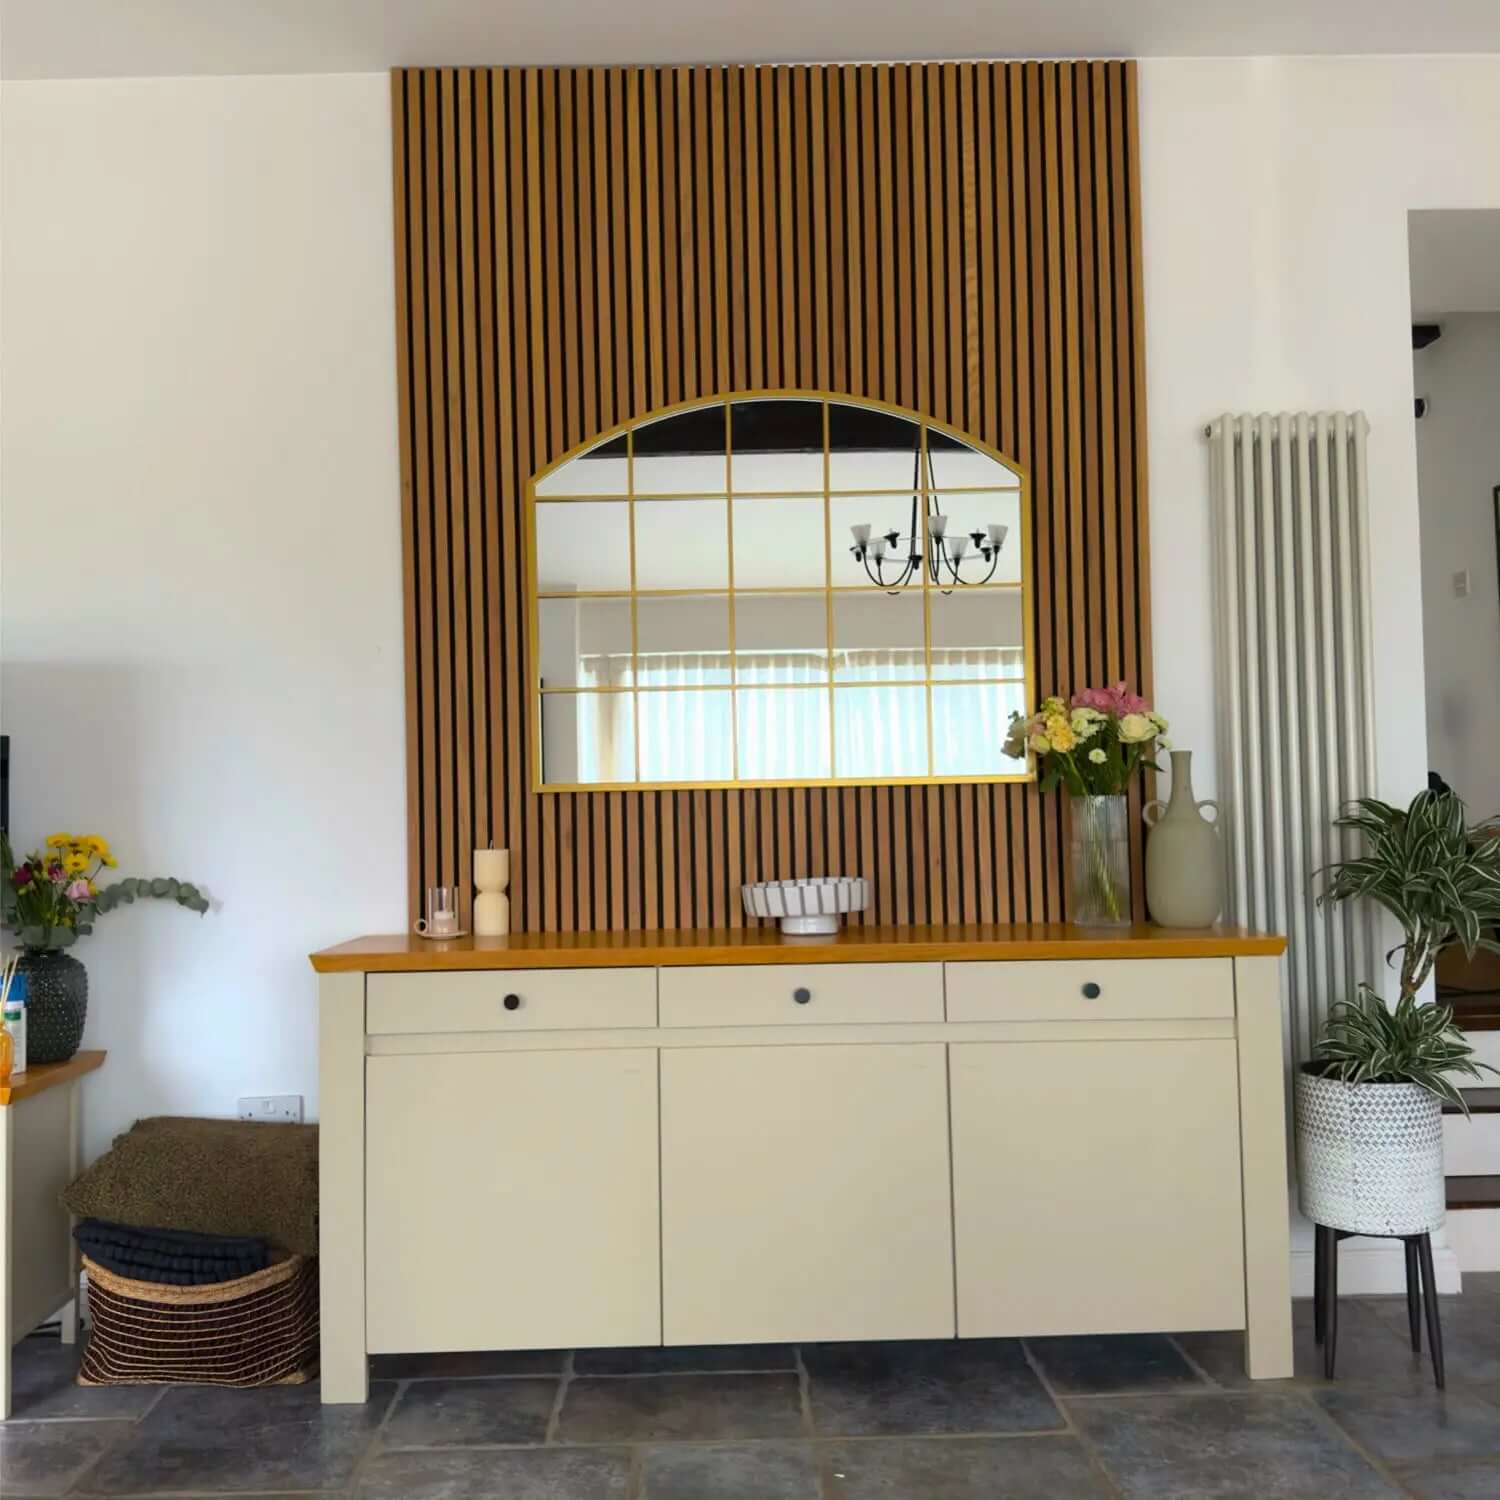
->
[62, 852, 89, 874]
[1045, 714, 1076, 752]
[1040, 696, 1067, 718]
[82, 835, 111, 857]
[46, 832, 73, 848]
[1028, 731, 1052, 755]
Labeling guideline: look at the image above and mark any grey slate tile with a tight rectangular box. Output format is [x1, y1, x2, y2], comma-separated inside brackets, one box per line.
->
[1072, 1391, 1402, 1498]
[559, 1372, 804, 1443]
[1026, 1333, 1205, 1393]
[0, 1420, 132, 1498]
[383, 1377, 559, 1447]
[75, 1380, 394, 1495]
[7, 1335, 162, 1421]
[802, 1339, 1062, 1437]
[1395, 1461, 1500, 1498]
[642, 1441, 818, 1499]
[822, 1434, 1113, 1499]
[357, 1446, 632, 1499]
[1314, 1385, 1500, 1463]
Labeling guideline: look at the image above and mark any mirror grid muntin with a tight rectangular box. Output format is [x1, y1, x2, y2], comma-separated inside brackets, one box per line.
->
[528, 392, 1033, 791]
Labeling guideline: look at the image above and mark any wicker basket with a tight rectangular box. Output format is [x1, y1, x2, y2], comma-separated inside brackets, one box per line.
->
[1295, 1067, 1445, 1237]
[78, 1252, 318, 1388]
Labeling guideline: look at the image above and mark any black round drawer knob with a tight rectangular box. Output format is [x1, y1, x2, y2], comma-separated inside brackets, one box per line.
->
[503, 993, 522, 1011]
[793, 987, 812, 1005]
[1081, 982, 1102, 1000]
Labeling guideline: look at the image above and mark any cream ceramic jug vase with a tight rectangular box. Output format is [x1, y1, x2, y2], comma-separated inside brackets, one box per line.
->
[1143, 750, 1223, 928]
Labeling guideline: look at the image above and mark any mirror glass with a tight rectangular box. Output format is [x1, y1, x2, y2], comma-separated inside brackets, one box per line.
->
[636, 596, 732, 684]
[928, 589, 1025, 679]
[535, 434, 629, 497]
[932, 682, 1028, 776]
[529, 393, 1031, 788]
[735, 593, 829, 682]
[733, 498, 827, 589]
[737, 688, 833, 780]
[633, 406, 727, 494]
[540, 691, 637, 786]
[833, 590, 925, 681]
[732, 398, 824, 492]
[834, 686, 928, 779]
[634, 499, 729, 591]
[535, 501, 631, 593]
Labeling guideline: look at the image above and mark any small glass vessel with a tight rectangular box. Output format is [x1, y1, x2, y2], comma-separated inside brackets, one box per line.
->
[1068, 793, 1131, 926]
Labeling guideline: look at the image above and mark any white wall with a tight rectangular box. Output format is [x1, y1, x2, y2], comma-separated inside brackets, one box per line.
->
[1414, 314, 1500, 816]
[0, 74, 405, 1158]
[1139, 55, 1500, 816]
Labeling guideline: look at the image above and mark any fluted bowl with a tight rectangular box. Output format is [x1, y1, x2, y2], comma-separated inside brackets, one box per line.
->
[741, 876, 870, 936]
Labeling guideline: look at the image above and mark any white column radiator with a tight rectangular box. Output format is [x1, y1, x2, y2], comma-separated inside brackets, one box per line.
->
[1207, 413, 1380, 1066]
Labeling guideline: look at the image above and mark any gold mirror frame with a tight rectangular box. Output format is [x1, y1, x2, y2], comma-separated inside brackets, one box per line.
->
[525, 390, 1035, 792]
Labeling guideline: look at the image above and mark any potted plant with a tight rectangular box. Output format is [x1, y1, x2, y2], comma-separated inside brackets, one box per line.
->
[0, 832, 210, 1064]
[1298, 791, 1500, 1237]
[1003, 683, 1167, 925]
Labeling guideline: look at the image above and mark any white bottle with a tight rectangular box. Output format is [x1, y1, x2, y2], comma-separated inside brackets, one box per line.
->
[3, 993, 26, 1074]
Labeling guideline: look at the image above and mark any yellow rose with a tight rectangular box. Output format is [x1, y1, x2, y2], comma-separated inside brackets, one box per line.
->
[1045, 714, 1076, 752]
[1118, 712, 1157, 744]
[1028, 732, 1052, 755]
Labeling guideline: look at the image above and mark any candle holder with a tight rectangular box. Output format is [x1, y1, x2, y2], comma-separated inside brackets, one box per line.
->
[474, 849, 511, 937]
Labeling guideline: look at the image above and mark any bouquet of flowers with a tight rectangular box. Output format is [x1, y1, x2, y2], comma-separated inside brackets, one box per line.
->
[1003, 683, 1168, 795]
[1, 832, 209, 952]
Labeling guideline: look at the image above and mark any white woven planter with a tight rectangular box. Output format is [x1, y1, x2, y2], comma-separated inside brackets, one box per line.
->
[1295, 1067, 1445, 1236]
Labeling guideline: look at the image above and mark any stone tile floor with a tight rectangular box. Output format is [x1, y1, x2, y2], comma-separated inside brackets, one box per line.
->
[5, 1278, 1500, 1497]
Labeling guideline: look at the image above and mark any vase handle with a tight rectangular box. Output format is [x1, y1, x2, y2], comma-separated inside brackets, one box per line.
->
[1197, 799, 1220, 824]
[1143, 799, 1167, 828]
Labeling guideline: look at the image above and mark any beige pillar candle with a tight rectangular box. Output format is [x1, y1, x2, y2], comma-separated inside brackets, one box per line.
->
[473, 848, 511, 936]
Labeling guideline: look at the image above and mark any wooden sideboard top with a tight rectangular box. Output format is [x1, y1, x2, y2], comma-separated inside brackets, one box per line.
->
[310, 924, 1286, 973]
[0, 1048, 105, 1106]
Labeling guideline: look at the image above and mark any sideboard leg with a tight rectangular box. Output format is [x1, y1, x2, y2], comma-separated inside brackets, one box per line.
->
[319, 971, 369, 1404]
[1235, 956, 1294, 1379]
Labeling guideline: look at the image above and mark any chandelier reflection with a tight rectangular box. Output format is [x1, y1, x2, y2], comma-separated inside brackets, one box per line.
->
[848, 446, 1008, 592]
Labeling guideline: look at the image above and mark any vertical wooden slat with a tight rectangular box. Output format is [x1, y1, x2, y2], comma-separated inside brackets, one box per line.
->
[395, 63, 1152, 934]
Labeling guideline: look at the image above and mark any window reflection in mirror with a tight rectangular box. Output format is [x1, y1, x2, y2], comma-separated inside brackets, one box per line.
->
[528, 393, 1032, 788]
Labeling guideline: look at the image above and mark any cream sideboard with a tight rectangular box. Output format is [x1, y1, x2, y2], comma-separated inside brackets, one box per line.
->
[310, 924, 1292, 1404]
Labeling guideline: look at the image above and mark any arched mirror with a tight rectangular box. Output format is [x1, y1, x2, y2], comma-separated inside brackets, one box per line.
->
[527, 392, 1033, 790]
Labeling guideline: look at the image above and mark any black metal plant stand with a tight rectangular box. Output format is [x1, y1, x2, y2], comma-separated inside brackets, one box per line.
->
[1313, 1224, 1445, 1388]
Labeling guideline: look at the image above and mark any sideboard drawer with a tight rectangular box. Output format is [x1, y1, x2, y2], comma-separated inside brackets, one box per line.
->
[945, 958, 1234, 1023]
[659, 963, 943, 1027]
[366, 969, 657, 1034]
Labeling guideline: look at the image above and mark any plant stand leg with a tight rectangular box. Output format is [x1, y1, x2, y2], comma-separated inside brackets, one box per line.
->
[1417, 1233, 1445, 1390]
[1323, 1225, 1339, 1380]
[1404, 1238, 1422, 1353]
[1314, 1225, 1326, 1346]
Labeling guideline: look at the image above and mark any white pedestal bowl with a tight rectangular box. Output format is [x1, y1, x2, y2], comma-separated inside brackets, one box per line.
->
[742, 876, 871, 936]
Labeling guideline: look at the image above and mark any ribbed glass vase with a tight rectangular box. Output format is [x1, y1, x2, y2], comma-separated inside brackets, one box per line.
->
[1068, 794, 1131, 927]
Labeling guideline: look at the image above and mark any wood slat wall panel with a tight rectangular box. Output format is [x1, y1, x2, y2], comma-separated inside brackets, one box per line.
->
[391, 61, 1151, 932]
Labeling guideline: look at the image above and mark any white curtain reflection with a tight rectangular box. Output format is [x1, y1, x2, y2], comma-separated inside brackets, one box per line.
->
[573, 645, 1022, 781]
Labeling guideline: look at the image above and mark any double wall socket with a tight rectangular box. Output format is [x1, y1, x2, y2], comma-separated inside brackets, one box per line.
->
[237, 1094, 303, 1124]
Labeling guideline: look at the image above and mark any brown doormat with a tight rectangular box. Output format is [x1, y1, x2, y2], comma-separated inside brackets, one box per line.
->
[78, 1253, 319, 1388]
[63, 1117, 318, 1255]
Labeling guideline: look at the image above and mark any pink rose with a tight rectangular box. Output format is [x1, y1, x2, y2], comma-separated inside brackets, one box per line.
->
[1070, 681, 1150, 716]
[66, 879, 91, 902]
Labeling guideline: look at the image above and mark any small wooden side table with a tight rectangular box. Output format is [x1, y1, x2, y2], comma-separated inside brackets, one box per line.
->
[0, 1050, 105, 1419]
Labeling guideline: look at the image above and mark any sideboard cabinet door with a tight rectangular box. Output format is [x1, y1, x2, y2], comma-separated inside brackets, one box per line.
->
[661, 1044, 955, 1346]
[366, 1049, 660, 1353]
[950, 1040, 1246, 1337]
